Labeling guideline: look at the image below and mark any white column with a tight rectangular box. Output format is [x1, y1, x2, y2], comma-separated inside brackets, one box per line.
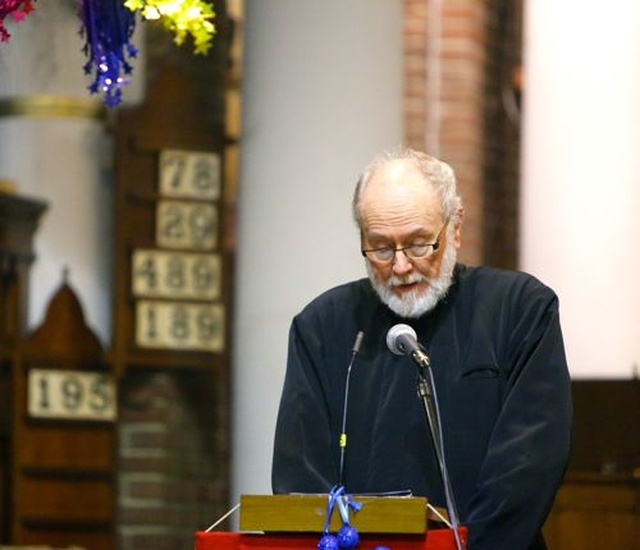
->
[0, 3, 143, 344]
[521, 1, 640, 378]
[232, 0, 403, 508]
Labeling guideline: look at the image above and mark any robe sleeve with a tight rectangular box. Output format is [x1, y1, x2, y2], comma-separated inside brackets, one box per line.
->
[271, 313, 339, 493]
[463, 284, 572, 550]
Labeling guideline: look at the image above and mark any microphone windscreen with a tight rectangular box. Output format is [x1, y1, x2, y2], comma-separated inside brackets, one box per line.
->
[386, 323, 417, 355]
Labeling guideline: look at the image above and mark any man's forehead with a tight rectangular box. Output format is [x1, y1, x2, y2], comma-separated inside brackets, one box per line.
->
[369, 158, 422, 183]
[362, 163, 438, 210]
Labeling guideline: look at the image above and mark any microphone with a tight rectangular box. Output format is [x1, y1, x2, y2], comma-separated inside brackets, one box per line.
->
[338, 330, 364, 486]
[386, 323, 464, 550]
[386, 323, 430, 368]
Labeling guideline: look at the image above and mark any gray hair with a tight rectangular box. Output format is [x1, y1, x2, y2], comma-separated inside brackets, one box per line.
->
[352, 147, 463, 227]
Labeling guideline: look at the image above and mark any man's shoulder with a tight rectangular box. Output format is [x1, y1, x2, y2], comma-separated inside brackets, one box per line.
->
[302, 278, 372, 313]
[455, 264, 558, 301]
[292, 278, 376, 335]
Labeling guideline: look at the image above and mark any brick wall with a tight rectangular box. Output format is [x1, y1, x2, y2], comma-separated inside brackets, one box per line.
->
[403, 0, 428, 149]
[481, 0, 522, 270]
[403, 0, 522, 269]
[118, 371, 229, 550]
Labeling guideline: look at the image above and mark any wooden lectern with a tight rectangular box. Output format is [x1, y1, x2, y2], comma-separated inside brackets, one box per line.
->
[194, 494, 467, 550]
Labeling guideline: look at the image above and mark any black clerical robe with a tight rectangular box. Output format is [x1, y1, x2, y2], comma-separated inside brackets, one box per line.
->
[272, 264, 572, 550]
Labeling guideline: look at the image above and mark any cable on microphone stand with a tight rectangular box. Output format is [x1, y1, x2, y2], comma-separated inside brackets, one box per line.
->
[338, 331, 364, 486]
[415, 354, 465, 550]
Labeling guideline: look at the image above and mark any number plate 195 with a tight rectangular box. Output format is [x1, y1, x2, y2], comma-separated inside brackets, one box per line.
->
[28, 369, 117, 421]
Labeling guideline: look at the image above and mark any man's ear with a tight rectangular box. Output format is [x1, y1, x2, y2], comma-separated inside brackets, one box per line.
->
[452, 207, 464, 249]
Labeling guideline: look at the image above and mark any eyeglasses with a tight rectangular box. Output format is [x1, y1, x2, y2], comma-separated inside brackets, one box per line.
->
[361, 222, 448, 265]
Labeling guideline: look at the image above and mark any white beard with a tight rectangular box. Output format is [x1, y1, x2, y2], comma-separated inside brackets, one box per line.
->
[367, 238, 457, 318]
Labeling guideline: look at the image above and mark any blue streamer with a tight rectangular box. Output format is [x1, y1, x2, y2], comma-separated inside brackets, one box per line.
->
[79, 0, 138, 107]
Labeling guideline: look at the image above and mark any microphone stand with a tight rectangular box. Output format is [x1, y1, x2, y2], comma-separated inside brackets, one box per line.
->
[412, 351, 465, 550]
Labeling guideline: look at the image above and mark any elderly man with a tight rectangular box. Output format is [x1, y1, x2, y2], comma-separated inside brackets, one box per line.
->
[272, 148, 572, 550]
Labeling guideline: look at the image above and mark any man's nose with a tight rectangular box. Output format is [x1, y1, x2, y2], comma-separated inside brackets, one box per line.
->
[391, 249, 413, 275]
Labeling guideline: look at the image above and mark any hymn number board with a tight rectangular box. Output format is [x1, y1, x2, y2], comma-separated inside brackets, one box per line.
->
[132, 149, 225, 353]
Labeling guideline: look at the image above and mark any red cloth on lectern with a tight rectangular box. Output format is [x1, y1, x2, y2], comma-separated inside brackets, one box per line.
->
[194, 529, 467, 550]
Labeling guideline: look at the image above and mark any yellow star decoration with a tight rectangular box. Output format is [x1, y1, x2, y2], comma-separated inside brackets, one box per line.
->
[124, 0, 216, 55]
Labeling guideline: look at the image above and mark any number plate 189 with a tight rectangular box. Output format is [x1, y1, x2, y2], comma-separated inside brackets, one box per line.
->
[135, 300, 225, 352]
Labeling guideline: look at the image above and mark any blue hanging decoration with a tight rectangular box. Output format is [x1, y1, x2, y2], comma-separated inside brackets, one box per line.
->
[335, 490, 361, 549]
[317, 533, 339, 550]
[317, 486, 363, 550]
[317, 486, 343, 550]
[78, 0, 138, 107]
